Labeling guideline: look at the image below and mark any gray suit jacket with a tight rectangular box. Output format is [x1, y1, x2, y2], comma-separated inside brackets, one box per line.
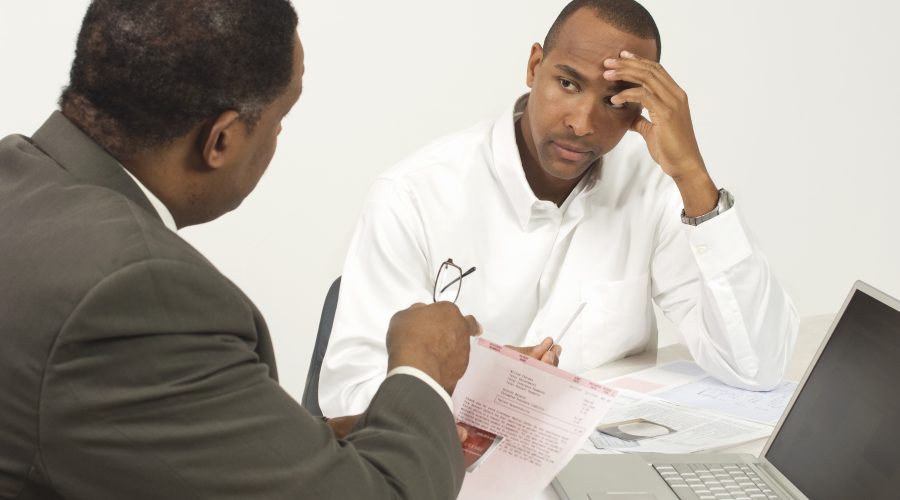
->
[0, 113, 465, 499]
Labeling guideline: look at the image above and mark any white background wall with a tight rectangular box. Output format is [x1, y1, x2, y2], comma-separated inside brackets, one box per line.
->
[3, 1, 899, 402]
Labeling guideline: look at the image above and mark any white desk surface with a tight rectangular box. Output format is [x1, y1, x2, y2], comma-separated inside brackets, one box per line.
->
[537, 314, 835, 500]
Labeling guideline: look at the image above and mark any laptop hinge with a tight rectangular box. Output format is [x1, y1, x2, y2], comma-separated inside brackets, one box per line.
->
[755, 459, 809, 500]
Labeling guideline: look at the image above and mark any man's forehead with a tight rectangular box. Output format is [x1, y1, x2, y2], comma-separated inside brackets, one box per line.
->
[550, 9, 657, 64]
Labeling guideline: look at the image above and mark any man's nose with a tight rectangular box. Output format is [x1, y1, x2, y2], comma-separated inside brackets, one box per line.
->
[564, 98, 596, 137]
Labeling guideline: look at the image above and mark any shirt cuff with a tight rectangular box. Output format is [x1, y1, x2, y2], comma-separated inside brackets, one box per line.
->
[683, 205, 753, 278]
[386, 366, 454, 413]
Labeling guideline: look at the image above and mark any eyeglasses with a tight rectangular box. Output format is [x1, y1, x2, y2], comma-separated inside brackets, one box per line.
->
[433, 258, 476, 303]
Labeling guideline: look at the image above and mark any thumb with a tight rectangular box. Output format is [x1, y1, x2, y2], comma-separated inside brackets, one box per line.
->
[505, 337, 554, 358]
[527, 337, 554, 358]
[630, 114, 652, 138]
[456, 424, 468, 443]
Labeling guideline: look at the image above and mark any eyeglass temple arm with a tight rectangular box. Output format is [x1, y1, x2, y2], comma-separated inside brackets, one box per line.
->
[439, 266, 477, 294]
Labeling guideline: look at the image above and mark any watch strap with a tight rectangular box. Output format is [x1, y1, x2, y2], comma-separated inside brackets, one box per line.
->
[681, 188, 734, 226]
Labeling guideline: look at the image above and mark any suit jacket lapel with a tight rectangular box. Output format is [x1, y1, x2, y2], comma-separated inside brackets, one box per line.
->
[30, 111, 160, 222]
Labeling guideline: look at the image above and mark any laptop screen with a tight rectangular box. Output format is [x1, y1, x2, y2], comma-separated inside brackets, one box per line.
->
[765, 288, 900, 499]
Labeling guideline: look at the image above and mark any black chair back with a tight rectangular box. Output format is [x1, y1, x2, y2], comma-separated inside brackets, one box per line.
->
[301, 276, 341, 416]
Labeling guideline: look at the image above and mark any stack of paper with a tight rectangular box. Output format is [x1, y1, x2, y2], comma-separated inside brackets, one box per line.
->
[585, 361, 798, 454]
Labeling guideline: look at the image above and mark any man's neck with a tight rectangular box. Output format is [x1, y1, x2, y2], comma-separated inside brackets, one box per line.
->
[119, 164, 179, 231]
[125, 142, 208, 228]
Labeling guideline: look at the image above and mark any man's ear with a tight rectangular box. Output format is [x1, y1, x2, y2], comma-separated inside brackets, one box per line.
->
[526, 43, 544, 89]
[200, 110, 242, 170]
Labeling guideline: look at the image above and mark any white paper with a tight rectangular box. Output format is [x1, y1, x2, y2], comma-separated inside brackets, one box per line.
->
[604, 361, 798, 425]
[588, 390, 772, 454]
[658, 376, 798, 425]
[603, 360, 709, 394]
[452, 339, 617, 500]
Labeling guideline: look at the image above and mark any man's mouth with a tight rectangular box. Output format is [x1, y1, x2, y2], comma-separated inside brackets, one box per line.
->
[551, 141, 592, 162]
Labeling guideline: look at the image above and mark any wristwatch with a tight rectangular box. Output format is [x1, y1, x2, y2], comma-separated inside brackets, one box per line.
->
[681, 188, 734, 226]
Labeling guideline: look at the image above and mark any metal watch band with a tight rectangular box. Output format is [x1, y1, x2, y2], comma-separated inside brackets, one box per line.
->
[681, 188, 734, 226]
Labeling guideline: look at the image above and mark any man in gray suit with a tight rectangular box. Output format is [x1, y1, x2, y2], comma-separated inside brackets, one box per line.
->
[0, 1, 480, 498]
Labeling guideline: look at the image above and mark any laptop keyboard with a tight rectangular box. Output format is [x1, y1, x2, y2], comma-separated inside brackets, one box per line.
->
[652, 463, 781, 500]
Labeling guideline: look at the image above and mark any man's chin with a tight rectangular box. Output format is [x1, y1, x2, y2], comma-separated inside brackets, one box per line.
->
[543, 160, 596, 182]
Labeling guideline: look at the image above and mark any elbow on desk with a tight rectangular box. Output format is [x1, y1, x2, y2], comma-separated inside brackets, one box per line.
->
[721, 339, 794, 392]
[730, 304, 800, 391]
[745, 309, 800, 391]
[730, 365, 785, 392]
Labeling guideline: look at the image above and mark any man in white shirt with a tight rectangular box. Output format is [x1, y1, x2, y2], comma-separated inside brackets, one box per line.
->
[320, 0, 798, 416]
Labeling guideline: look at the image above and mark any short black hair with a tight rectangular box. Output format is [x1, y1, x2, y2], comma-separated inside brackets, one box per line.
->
[60, 0, 299, 159]
[543, 0, 661, 61]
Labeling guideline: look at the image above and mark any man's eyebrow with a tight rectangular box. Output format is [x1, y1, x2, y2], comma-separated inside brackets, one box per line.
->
[554, 64, 585, 82]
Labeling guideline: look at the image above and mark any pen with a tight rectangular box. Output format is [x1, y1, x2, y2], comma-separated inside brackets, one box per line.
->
[551, 302, 586, 349]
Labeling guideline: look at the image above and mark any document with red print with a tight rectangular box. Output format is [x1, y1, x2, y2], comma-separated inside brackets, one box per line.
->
[453, 339, 617, 500]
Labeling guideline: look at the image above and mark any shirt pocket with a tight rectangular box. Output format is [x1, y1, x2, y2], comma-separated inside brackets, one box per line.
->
[578, 272, 653, 370]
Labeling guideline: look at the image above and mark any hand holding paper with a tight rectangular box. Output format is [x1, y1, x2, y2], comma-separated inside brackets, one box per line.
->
[452, 339, 617, 499]
[506, 337, 561, 366]
[385, 302, 481, 392]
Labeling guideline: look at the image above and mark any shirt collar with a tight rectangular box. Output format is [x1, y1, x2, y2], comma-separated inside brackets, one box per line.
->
[121, 167, 178, 232]
[489, 94, 600, 229]
[490, 95, 541, 229]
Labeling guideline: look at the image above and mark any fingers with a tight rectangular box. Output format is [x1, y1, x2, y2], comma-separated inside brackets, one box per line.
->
[386, 301, 476, 388]
[532, 337, 553, 356]
[603, 51, 684, 110]
[541, 351, 558, 366]
[430, 300, 461, 315]
[456, 424, 468, 443]
[505, 337, 560, 363]
[610, 87, 665, 118]
[465, 314, 482, 337]
[605, 51, 681, 94]
[510, 337, 552, 358]
[540, 344, 562, 367]
[630, 114, 653, 138]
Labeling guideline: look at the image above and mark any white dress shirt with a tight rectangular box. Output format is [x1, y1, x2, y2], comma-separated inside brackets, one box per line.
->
[121, 167, 177, 232]
[320, 95, 799, 416]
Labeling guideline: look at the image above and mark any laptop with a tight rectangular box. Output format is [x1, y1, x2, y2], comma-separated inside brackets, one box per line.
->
[552, 281, 900, 500]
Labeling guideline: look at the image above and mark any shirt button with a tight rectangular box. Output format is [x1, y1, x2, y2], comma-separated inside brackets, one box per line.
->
[695, 244, 709, 255]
